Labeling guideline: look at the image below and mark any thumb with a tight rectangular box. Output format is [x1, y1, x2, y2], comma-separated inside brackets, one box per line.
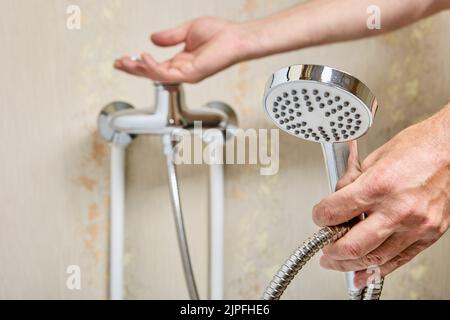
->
[312, 173, 372, 227]
[151, 21, 191, 47]
[335, 141, 362, 190]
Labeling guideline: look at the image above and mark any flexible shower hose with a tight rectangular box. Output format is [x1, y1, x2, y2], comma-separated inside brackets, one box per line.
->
[261, 223, 383, 300]
[163, 131, 383, 300]
[163, 135, 200, 300]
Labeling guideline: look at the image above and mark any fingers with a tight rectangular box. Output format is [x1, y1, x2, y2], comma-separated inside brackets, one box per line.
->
[312, 173, 372, 226]
[114, 53, 190, 83]
[151, 22, 191, 47]
[139, 53, 165, 77]
[321, 230, 416, 270]
[141, 53, 186, 83]
[335, 141, 362, 190]
[114, 56, 150, 77]
[321, 212, 395, 261]
[347, 140, 360, 168]
[353, 241, 430, 288]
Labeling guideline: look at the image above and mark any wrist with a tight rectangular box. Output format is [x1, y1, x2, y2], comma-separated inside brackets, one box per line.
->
[231, 20, 271, 61]
[427, 102, 450, 165]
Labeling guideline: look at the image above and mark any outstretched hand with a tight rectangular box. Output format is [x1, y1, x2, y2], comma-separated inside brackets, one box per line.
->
[114, 1, 450, 84]
[114, 17, 258, 83]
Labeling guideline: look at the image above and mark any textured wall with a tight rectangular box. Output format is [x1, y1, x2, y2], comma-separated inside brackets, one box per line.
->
[0, 0, 449, 299]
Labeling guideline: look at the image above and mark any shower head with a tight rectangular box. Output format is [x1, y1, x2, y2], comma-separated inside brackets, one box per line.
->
[263, 65, 377, 143]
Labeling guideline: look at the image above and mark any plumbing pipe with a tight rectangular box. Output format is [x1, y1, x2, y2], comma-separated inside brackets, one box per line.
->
[110, 144, 126, 300]
[206, 132, 225, 300]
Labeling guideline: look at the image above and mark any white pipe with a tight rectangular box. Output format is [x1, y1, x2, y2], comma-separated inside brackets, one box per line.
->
[207, 132, 225, 300]
[108, 132, 225, 300]
[110, 144, 125, 300]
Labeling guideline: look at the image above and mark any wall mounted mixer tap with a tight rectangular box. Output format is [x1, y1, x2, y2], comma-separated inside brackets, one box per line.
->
[98, 81, 238, 300]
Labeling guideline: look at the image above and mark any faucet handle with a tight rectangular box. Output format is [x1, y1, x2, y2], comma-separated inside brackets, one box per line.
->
[98, 101, 136, 146]
[203, 101, 239, 140]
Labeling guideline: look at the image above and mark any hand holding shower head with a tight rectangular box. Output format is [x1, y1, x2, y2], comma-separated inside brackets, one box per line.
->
[262, 65, 382, 300]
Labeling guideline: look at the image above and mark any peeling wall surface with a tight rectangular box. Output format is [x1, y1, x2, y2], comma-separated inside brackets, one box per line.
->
[0, 0, 449, 299]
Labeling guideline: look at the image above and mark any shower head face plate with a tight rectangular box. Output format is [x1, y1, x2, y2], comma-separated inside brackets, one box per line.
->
[264, 65, 378, 143]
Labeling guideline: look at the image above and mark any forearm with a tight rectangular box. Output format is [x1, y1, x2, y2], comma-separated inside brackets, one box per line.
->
[241, 0, 450, 58]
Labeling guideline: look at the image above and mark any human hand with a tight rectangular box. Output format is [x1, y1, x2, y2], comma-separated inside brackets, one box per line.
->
[114, 16, 259, 83]
[114, 1, 450, 84]
[313, 105, 450, 288]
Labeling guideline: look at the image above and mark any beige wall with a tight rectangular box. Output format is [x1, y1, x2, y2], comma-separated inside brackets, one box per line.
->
[0, 0, 449, 299]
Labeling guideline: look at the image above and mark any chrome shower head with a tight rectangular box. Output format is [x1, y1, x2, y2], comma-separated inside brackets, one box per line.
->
[263, 65, 377, 142]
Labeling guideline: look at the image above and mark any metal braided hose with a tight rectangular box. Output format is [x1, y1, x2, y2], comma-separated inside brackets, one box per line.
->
[261, 223, 384, 300]
[363, 277, 384, 300]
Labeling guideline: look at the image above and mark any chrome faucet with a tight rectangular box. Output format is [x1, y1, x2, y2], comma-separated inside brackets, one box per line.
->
[98, 82, 237, 142]
[98, 81, 238, 300]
